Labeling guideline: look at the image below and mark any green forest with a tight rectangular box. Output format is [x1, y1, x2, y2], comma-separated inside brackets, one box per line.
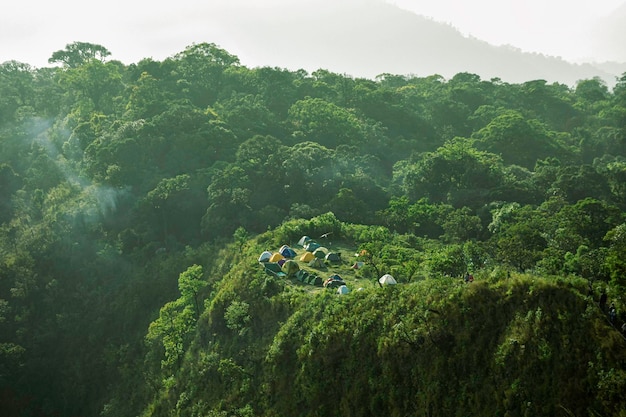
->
[1, 41, 626, 417]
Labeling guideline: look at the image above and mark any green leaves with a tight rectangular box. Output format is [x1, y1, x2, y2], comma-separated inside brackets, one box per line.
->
[48, 42, 111, 68]
[473, 110, 568, 169]
[605, 223, 626, 291]
[171, 42, 240, 107]
[287, 97, 365, 147]
[178, 264, 206, 305]
[145, 265, 207, 369]
[224, 300, 251, 336]
[146, 299, 197, 369]
[173, 42, 240, 68]
[403, 137, 504, 207]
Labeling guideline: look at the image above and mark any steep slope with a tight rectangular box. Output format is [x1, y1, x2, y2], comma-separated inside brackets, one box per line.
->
[135, 219, 626, 417]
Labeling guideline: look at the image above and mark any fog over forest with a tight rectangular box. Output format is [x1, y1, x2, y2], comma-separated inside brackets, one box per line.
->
[3, 0, 626, 85]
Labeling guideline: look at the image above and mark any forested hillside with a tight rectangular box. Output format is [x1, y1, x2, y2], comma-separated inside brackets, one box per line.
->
[1, 41, 626, 417]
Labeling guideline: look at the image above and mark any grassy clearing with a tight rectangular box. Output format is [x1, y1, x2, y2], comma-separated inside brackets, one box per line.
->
[265, 239, 379, 294]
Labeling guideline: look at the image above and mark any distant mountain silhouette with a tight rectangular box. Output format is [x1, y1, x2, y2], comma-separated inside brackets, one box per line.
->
[592, 2, 626, 64]
[194, 0, 623, 86]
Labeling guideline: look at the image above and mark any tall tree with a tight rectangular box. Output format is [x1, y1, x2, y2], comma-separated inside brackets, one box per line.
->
[402, 137, 504, 208]
[48, 42, 111, 68]
[472, 110, 571, 169]
[288, 97, 364, 148]
[171, 42, 240, 107]
[0, 61, 35, 124]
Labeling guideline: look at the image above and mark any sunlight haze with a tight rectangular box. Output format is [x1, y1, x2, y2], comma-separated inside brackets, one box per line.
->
[1, 0, 625, 68]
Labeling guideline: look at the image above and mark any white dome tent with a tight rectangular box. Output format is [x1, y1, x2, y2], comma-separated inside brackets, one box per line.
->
[378, 274, 397, 286]
[337, 285, 350, 295]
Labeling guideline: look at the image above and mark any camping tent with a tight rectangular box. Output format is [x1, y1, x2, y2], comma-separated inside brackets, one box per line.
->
[379, 274, 397, 285]
[264, 262, 282, 273]
[281, 260, 300, 276]
[264, 262, 286, 278]
[325, 252, 341, 263]
[295, 269, 309, 282]
[279, 246, 297, 259]
[324, 274, 346, 289]
[351, 261, 365, 269]
[308, 258, 325, 268]
[299, 251, 314, 262]
[307, 275, 318, 286]
[269, 253, 284, 263]
[313, 247, 329, 259]
[337, 285, 350, 295]
[305, 242, 321, 252]
[298, 235, 312, 247]
[258, 251, 272, 262]
[310, 276, 323, 286]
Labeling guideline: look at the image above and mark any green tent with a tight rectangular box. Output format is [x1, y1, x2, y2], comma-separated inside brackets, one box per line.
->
[296, 269, 309, 282]
[307, 275, 323, 286]
[264, 262, 286, 278]
[308, 258, 326, 268]
[313, 247, 328, 259]
[264, 262, 282, 273]
[305, 242, 321, 252]
[325, 252, 341, 263]
[281, 259, 300, 277]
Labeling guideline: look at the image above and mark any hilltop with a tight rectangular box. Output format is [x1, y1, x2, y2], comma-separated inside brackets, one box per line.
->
[133, 216, 626, 417]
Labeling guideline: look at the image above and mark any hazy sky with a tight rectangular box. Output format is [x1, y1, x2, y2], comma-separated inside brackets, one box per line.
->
[1, 0, 624, 68]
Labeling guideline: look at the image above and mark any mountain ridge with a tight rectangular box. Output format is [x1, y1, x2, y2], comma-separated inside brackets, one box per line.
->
[188, 0, 624, 86]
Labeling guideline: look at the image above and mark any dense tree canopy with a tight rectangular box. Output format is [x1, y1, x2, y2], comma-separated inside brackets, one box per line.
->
[0, 41, 625, 417]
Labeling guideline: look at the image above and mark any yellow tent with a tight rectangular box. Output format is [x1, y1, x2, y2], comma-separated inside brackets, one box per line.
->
[299, 251, 314, 262]
[269, 253, 284, 263]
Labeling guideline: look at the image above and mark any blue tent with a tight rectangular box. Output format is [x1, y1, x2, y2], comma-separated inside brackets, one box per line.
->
[279, 246, 297, 259]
